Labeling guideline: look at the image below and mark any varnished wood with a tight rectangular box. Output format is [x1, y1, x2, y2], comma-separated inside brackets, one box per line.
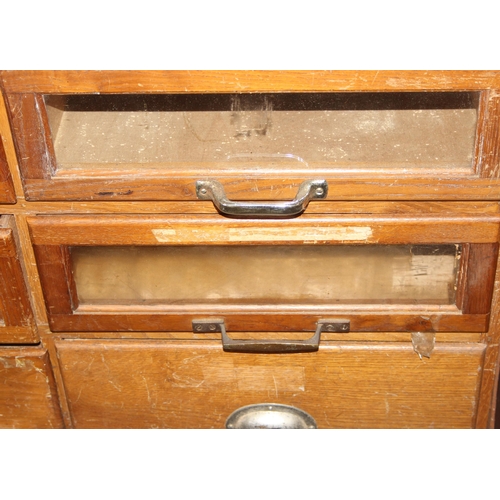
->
[3, 72, 500, 202]
[26, 214, 500, 246]
[0, 216, 38, 342]
[1, 71, 500, 428]
[477, 91, 500, 178]
[0, 93, 16, 203]
[477, 244, 500, 428]
[0, 347, 64, 428]
[5, 93, 55, 181]
[0, 90, 24, 200]
[0, 136, 15, 204]
[458, 244, 499, 314]
[8, 200, 500, 216]
[55, 339, 485, 429]
[19, 176, 500, 202]
[44, 312, 490, 334]
[31, 245, 77, 316]
[3, 70, 500, 93]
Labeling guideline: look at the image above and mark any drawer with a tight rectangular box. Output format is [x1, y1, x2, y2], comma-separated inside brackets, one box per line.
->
[3, 71, 500, 202]
[0, 216, 38, 343]
[0, 346, 63, 428]
[28, 212, 499, 334]
[55, 339, 485, 428]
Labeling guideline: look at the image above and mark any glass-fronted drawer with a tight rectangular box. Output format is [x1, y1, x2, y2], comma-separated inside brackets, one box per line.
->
[28, 212, 499, 334]
[0, 216, 38, 343]
[4, 70, 500, 202]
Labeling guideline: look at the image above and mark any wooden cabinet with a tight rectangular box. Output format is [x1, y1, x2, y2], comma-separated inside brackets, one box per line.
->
[1, 70, 500, 428]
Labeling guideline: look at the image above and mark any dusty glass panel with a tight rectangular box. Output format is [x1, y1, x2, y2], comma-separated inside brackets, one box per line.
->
[71, 245, 460, 307]
[45, 93, 478, 172]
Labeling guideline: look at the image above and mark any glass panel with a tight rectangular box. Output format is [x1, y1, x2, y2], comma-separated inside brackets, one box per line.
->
[71, 245, 460, 307]
[45, 93, 478, 172]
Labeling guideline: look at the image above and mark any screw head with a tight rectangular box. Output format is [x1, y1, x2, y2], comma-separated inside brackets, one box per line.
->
[315, 187, 324, 197]
[199, 188, 207, 196]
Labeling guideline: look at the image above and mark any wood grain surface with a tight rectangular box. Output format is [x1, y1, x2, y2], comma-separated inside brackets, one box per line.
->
[0, 347, 63, 428]
[3, 70, 500, 93]
[1, 70, 500, 428]
[0, 217, 38, 342]
[55, 339, 485, 429]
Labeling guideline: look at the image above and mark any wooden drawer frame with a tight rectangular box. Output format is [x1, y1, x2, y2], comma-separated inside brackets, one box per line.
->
[0, 127, 15, 204]
[0, 216, 38, 343]
[28, 212, 499, 334]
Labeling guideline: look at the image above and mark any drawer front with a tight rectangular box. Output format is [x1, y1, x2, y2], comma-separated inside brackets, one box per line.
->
[3, 71, 500, 202]
[0, 347, 64, 428]
[0, 216, 38, 343]
[55, 339, 485, 428]
[29, 214, 499, 334]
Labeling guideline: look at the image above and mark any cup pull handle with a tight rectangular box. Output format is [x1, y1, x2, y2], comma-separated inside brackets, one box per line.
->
[192, 319, 350, 353]
[195, 179, 328, 218]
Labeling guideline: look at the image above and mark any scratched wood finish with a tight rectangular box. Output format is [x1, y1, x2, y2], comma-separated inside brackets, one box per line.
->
[0, 217, 38, 342]
[3, 71, 500, 202]
[456, 244, 499, 314]
[16, 176, 500, 202]
[0, 70, 500, 428]
[27, 213, 497, 333]
[477, 92, 500, 178]
[3, 70, 500, 93]
[0, 92, 16, 203]
[4, 93, 55, 181]
[26, 214, 500, 246]
[0, 347, 64, 428]
[55, 339, 485, 429]
[7, 200, 500, 216]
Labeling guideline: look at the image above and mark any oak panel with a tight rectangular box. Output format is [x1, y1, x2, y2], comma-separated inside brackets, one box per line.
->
[27, 214, 500, 246]
[3, 70, 500, 93]
[56, 339, 485, 429]
[0, 217, 38, 343]
[0, 347, 64, 428]
[0, 122, 16, 203]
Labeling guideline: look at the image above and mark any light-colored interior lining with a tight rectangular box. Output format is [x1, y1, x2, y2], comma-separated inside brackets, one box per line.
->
[47, 102, 477, 170]
[71, 245, 460, 306]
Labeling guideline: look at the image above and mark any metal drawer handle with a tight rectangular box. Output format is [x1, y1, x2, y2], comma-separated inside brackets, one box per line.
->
[195, 179, 328, 218]
[226, 404, 318, 429]
[192, 318, 349, 353]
